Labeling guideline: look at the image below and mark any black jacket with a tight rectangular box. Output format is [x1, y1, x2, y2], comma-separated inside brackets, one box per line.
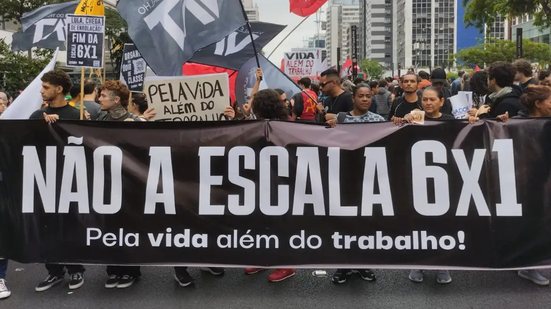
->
[487, 85, 525, 118]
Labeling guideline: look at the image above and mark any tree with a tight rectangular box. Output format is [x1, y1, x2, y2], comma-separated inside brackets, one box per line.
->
[464, 0, 551, 29]
[105, 8, 131, 77]
[2, 1, 131, 77]
[359, 59, 384, 80]
[0, 40, 52, 95]
[455, 39, 551, 67]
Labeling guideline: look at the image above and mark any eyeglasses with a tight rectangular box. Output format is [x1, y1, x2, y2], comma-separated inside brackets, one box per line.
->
[320, 80, 334, 88]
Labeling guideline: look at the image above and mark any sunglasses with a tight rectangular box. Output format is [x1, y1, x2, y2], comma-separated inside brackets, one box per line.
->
[320, 80, 334, 88]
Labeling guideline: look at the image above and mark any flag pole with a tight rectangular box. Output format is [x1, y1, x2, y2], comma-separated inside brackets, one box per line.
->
[267, 15, 310, 59]
[80, 68, 85, 120]
[238, 1, 261, 68]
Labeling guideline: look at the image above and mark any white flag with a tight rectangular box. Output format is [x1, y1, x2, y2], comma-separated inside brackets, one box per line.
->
[1, 48, 59, 120]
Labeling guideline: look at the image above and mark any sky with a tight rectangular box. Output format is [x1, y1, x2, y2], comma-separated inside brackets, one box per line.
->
[256, 1, 326, 64]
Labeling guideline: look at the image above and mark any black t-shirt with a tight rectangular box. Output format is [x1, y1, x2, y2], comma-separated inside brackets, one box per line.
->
[325, 91, 353, 114]
[426, 113, 455, 120]
[29, 104, 81, 120]
[389, 95, 422, 118]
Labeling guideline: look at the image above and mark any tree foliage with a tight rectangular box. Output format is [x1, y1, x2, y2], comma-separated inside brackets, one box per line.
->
[359, 59, 384, 80]
[455, 39, 551, 67]
[1, 1, 132, 81]
[105, 8, 131, 77]
[0, 40, 53, 95]
[464, 0, 551, 29]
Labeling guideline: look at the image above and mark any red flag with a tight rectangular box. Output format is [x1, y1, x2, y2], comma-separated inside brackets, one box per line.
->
[290, 0, 328, 17]
[340, 57, 353, 78]
[182, 63, 237, 104]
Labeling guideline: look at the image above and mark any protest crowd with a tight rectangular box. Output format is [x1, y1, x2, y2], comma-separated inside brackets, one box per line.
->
[0, 58, 550, 299]
[0, 0, 551, 303]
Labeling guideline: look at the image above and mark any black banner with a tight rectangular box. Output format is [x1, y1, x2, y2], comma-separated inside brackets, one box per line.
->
[0, 119, 550, 269]
[66, 14, 105, 68]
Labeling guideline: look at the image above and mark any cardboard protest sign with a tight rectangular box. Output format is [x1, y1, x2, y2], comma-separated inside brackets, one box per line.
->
[450, 91, 473, 119]
[283, 48, 328, 79]
[66, 14, 105, 68]
[120, 43, 147, 92]
[144, 74, 229, 121]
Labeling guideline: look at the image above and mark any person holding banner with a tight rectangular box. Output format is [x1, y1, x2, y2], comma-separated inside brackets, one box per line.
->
[30, 70, 86, 291]
[241, 88, 296, 282]
[500, 85, 551, 286]
[96, 80, 142, 288]
[325, 83, 385, 128]
[402, 86, 454, 284]
[418, 87, 455, 120]
[30, 71, 81, 123]
[389, 73, 423, 125]
[0, 259, 9, 299]
[96, 81, 141, 122]
[0, 91, 11, 298]
[324, 83, 382, 284]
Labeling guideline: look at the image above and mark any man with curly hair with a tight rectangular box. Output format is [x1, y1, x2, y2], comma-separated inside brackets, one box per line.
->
[31, 70, 86, 292]
[95, 80, 142, 289]
[30, 70, 80, 122]
[96, 80, 141, 121]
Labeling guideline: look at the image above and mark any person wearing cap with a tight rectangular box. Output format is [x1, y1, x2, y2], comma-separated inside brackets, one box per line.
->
[429, 68, 452, 115]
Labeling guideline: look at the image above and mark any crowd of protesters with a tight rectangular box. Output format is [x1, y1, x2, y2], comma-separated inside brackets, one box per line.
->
[0, 58, 550, 299]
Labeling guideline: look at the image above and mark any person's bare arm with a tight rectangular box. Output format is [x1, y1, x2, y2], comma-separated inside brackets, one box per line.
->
[247, 68, 263, 106]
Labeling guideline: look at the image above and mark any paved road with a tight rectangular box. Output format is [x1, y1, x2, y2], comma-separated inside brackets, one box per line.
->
[2, 263, 551, 308]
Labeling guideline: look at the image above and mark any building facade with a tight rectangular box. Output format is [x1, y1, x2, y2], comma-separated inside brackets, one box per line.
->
[512, 15, 550, 45]
[359, 0, 393, 69]
[325, 0, 361, 67]
[242, 0, 260, 22]
[388, 0, 457, 72]
[485, 15, 511, 41]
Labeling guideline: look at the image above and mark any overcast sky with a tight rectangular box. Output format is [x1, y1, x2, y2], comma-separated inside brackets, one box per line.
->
[256, 1, 327, 64]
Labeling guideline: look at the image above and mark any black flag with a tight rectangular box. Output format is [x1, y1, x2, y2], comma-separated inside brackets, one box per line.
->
[236, 54, 301, 104]
[11, 2, 78, 51]
[190, 22, 285, 70]
[117, 0, 247, 76]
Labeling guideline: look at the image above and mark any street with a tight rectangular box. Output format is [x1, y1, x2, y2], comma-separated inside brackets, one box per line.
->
[2, 263, 551, 308]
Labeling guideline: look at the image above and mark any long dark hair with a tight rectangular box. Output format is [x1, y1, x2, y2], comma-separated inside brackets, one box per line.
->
[252, 89, 289, 120]
[470, 71, 489, 107]
[521, 85, 551, 113]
